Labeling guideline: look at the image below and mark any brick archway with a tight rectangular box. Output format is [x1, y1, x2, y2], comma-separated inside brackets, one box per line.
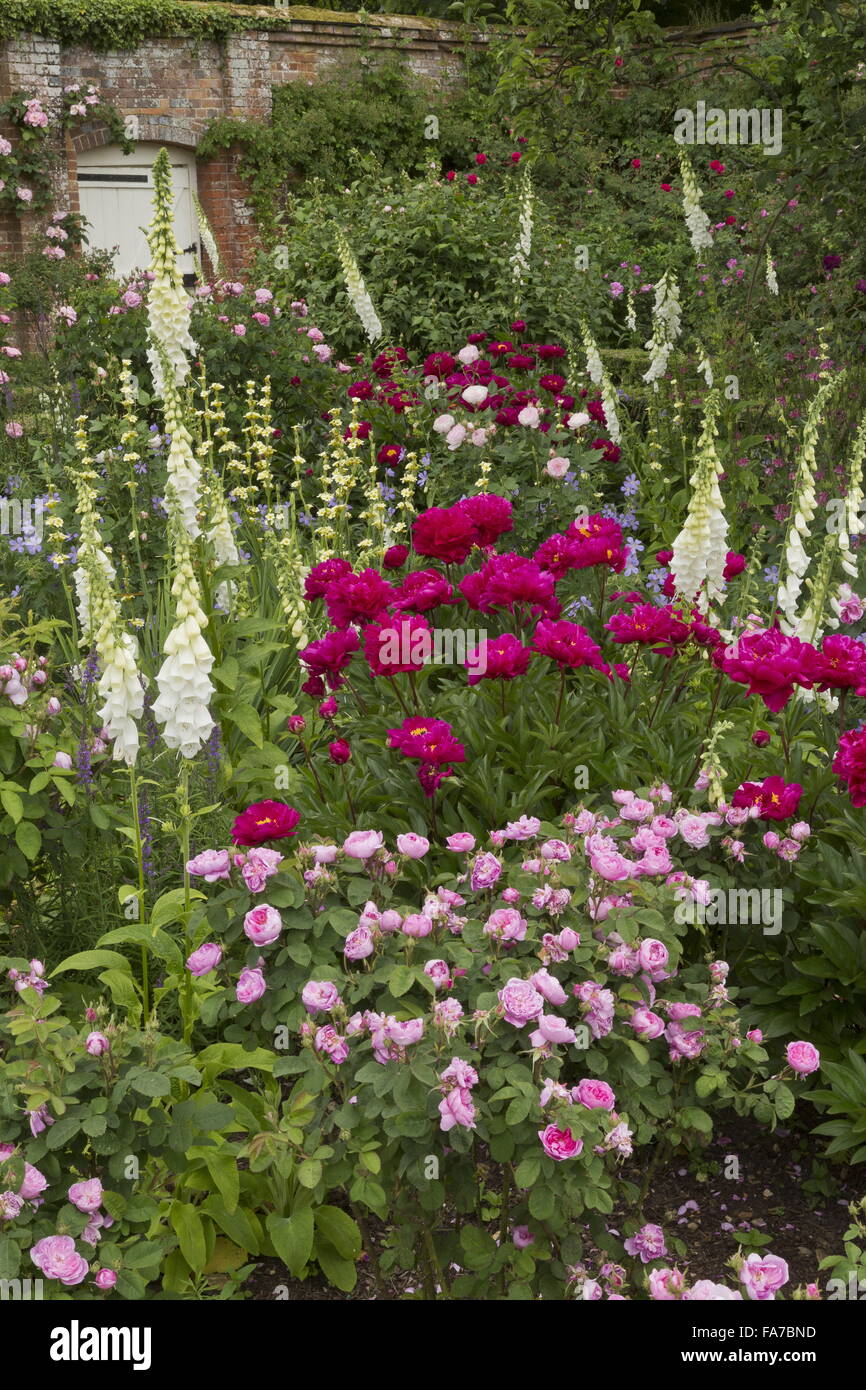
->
[69, 117, 203, 157]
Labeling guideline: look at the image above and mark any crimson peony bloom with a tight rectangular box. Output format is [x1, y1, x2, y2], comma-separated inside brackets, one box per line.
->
[732, 776, 802, 821]
[566, 514, 627, 573]
[606, 603, 690, 651]
[533, 618, 605, 670]
[590, 437, 622, 463]
[422, 351, 456, 379]
[458, 493, 513, 547]
[833, 728, 866, 806]
[383, 544, 409, 570]
[377, 443, 404, 465]
[304, 557, 352, 600]
[393, 568, 454, 612]
[299, 628, 360, 689]
[801, 634, 866, 691]
[412, 506, 478, 564]
[537, 343, 566, 360]
[466, 633, 532, 685]
[324, 568, 395, 629]
[533, 533, 579, 579]
[328, 739, 351, 765]
[364, 615, 432, 676]
[387, 716, 466, 766]
[233, 800, 300, 846]
[459, 552, 558, 618]
[718, 628, 811, 712]
[723, 551, 746, 581]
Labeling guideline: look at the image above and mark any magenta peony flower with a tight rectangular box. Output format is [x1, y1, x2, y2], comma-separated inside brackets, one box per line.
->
[732, 776, 802, 821]
[802, 633, 866, 691]
[533, 617, 604, 670]
[299, 628, 360, 688]
[718, 628, 811, 711]
[387, 716, 465, 766]
[325, 569, 394, 629]
[232, 800, 300, 847]
[466, 632, 532, 684]
[412, 506, 478, 563]
[833, 727, 866, 805]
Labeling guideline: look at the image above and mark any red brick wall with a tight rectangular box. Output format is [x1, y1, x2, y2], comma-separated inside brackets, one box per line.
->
[0, 17, 474, 277]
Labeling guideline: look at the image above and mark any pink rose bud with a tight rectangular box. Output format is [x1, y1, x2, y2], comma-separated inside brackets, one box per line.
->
[746, 1028, 762, 1043]
[46, 696, 61, 715]
[94, 1268, 117, 1290]
[85, 1031, 110, 1055]
[53, 750, 73, 769]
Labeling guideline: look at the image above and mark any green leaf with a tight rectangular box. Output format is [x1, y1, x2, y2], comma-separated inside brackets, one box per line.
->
[227, 703, 264, 749]
[680, 1106, 713, 1134]
[314, 1205, 361, 1261]
[0, 785, 23, 823]
[170, 1203, 208, 1273]
[267, 1209, 314, 1276]
[388, 964, 415, 997]
[51, 949, 132, 977]
[199, 1149, 240, 1212]
[297, 1158, 323, 1189]
[130, 1070, 173, 1098]
[15, 821, 41, 861]
[315, 1239, 357, 1292]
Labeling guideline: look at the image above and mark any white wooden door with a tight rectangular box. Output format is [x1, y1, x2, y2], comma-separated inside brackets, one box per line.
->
[77, 144, 199, 280]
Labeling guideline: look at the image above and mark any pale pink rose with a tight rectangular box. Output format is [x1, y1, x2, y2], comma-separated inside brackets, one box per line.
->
[786, 1040, 819, 1075]
[243, 904, 282, 947]
[186, 849, 232, 882]
[30, 1235, 89, 1285]
[446, 832, 475, 852]
[186, 943, 222, 977]
[68, 1178, 103, 1214]
[512, 1225, 535, 1248]
[94, 1268, 117, 1289]
[85, 1031, 110, 1055]
[301, 980, 341, 1014]
[531, 968, 567, 1007]
[746, 1028, 763, 1043]
[424, 959, 451, 989]
[379, 910, 402, 933]
[19, 1162, 48, 1200]
[498, 978, 544, 1026]
[538, 1124, 583, 1160]
[241, 847, 283, 892]
[540, 838, 571, 861]
[590, 848, 632, 882]
[396, 832, 430, 859]
[546, 456, 570, 479]
[648, 1267, 686, 1300]
[573, 1079, 616, 1111]
[630, 1005, 665, 1039]
[402, 912, 434, 938]
[739, 1252, 789, 1300]
[343, 830, 383, 859]
[790, 821, 811, 842]
[344, 925, 375, 959]
[532, 1015, 576, 1045]
[235, 967, 266, 1003]
[678, 815, 711, 849]
[484, 907, 527, 943]
[637, 938, 669, 979]
[684, 1280, 742, 1300]
[471, 852, 502, 890]
[439, 1087, 476, 1132]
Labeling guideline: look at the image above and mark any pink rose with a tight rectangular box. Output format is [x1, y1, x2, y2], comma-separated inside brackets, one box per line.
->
[185, 943, 222, 977]
[396, 832, 430, 859]
[573, 1079, 616, 1111]
[235, 967, 266, 1004]
[538, 1124, 583, 1160]
[402, 913, 434, 938]
[301, 980, 341, 1014]
[590, 848, 632, 881]
[243, 904, 283, 947]
[637, 938, 669, 979]
[739, 1252, 789, 1300]
[630, 1006, 665, 1039]
[186, 849, 231, 882]
[344, 925, 375, 960]
[498, 978, 544, 1026]
[68, 1178, 102, 1214]
[786, 1040, 819, 1075]
[439, 1087, 476, 1132]
[31, 1235, 89, 1285]
[471, 851, 502, 890]
[94, 1268, 117, 1290]
[484, 907, 527, 943]
[531, 968, 567, 1007]
[343, 830, 384, 859]
[446, 833, 476, 852]
[85, 1031, 110, 1055]
[424, 959, 451, 989]
[532, 1014, 576, 1045]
